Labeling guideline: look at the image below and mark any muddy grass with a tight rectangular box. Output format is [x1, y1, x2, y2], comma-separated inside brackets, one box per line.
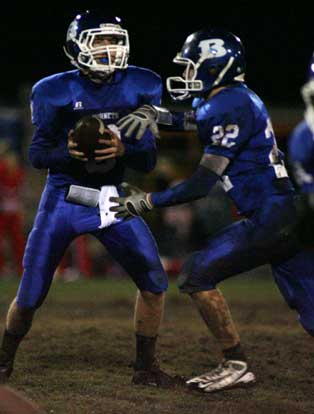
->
[0, 266, 313, 413]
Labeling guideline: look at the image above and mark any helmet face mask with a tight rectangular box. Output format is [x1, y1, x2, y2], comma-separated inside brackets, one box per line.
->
[167, 29, 246, 100]
[166, 55, 203, 100]
[64, 12, 129, 77]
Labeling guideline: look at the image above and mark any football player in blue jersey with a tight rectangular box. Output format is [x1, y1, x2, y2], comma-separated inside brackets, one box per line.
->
[0, 10, 181, 388]
[111, 28, 314, 392]
[287, 52, 314, 244]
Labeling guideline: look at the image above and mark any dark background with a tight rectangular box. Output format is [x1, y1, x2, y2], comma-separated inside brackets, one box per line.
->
[1, 3, 314, 106]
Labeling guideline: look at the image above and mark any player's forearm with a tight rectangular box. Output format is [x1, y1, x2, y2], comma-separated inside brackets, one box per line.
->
[151, 166, 218, 207]
[153, 106, 196, 131]
[29, 142, 72, 170]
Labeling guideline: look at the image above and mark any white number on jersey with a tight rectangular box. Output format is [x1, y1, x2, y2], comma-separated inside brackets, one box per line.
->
[265, 118, 274, 139]
[210, 124, 239, 148]
[265, 118, 288, 178]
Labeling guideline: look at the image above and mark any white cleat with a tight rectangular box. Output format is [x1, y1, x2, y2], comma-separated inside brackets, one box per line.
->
[186, 364, 228, 385]
[187, 360, 256, 393]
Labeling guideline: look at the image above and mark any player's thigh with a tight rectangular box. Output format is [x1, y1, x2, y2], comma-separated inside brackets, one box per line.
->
[272, 248, 314, 335]
[178, 219, 271, 293]
[93, 217, 167, 293]
[17, 196, 75, 309]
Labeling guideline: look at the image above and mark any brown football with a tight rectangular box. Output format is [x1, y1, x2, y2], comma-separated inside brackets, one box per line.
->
[0, 386, 44, 414]
[72, 115, 112, 160]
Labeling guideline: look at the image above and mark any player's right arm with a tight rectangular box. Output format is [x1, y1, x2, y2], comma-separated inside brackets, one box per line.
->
[150, 153, 229, 208]
[115, 70, 162, 172]
[110, 153, 230, 218]
[117, 105, 197, 140]
[28, 82, 72, 170]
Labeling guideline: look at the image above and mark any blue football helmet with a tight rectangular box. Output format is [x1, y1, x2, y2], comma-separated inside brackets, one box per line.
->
[301, 52, 314, 109]
[64, 11, 129, 76]
[167, 28, 246, 100]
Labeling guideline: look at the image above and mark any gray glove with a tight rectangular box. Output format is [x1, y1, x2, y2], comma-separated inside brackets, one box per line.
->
[109, 182, 154, 218]
[117, 105, 160, 140]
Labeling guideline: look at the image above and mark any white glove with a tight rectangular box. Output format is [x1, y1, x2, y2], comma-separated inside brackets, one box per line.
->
[117, 105, 160, 140]
[109, 182, 154, 219]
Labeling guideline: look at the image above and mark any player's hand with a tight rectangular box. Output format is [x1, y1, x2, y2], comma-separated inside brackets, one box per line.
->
[94, 130, 125, 161]
[67, 129, 88, 161]
[117, 105, 160, 140]
[109, 182, 154, 218]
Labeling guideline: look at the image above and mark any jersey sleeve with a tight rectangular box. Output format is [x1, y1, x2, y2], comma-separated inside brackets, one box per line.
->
[119, 71, 161, 171]
[142, 75, 162, 106]
[202, 102, 254, 160]
[122, 130, 157, 173]
[29, 82, 72, 170]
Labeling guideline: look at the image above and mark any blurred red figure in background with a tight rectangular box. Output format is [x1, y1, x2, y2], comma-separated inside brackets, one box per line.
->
[0, 140, 25, 276]
[56, 235, 93, 280]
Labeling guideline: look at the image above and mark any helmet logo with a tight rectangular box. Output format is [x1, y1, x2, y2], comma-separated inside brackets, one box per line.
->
[67, 21, 78, 41]
[198, 39, 227, 59]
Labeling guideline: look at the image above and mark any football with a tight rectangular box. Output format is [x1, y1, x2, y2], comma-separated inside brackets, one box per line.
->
[0, 386, 43, 414]
[72, 115, 112, 160]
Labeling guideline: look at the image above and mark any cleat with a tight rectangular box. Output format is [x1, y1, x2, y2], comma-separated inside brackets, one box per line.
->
[187, 360, 256, 393]
[232, 371, 256, 387]
[132, 362, 185, 389]
[132, 358, 186, 388]
[132, 368, 186, 388]
[187, 364, 226, 385]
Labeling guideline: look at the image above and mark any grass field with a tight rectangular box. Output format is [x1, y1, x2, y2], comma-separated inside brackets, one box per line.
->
[0, 266, 313, 414]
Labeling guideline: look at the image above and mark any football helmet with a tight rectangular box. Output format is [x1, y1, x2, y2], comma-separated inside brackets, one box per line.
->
[64, 11, 129, 76]
[167, 29, 246, 100]
[301, 52, 314, 109]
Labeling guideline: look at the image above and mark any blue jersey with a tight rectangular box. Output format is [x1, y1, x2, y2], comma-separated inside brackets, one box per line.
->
[30, 66, 162, 188]
[288, 120, 314, 193]
[193, 83, 294, 215]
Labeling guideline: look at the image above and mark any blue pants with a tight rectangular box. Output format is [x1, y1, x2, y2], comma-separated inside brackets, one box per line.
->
[17, 184, 167, 309]
[178, 194, 314, 336]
